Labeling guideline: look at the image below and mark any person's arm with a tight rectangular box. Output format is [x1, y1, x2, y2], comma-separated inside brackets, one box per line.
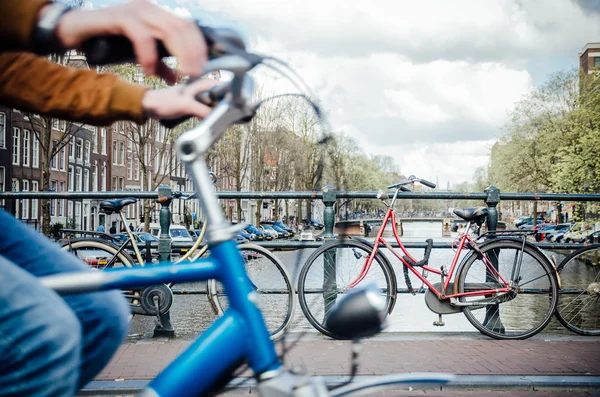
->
[0, 0, 50, 51]
[0, 52, 147, 125]
[0, 0, 207, 82]
[0, 52, 217, 126]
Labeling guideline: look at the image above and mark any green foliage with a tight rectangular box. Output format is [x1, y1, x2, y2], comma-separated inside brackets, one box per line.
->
[50, 223, 64, 240]
[490, 68, 600, 197]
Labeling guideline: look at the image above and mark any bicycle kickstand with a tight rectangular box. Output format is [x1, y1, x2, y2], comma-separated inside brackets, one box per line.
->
[433, 314, 445, 327]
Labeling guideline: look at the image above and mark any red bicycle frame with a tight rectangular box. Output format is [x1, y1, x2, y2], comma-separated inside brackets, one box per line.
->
[348, 206, 511, 300]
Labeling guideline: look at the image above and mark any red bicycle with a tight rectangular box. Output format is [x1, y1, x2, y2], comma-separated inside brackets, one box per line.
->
[298, 176, 559, 340]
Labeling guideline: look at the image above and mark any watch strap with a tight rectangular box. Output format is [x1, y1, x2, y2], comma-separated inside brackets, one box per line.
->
[33, 3, 73, 55]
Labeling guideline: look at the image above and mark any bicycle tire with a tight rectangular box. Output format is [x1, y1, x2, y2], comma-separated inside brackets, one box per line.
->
[456, 239, 558, 339]
[555, 245, 600, 336]
[207, 243, 296, 340]
[297, 239, 397, 339]
[60, 238, 140, 319]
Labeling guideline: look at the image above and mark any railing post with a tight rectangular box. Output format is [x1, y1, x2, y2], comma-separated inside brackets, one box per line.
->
[154, 184, 175, 338]
[322, 185, 336, 239]
[483, 185, 504, 333]
[484, 185, 500, 232]
[322, 185, 337, 319]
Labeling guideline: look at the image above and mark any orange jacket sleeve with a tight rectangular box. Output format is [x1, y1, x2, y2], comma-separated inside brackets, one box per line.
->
[0, 0, 51, 51]
[0, 52, 148, 125]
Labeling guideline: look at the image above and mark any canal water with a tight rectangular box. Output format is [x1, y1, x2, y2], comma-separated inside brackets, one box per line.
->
[129, 222, 578, 338]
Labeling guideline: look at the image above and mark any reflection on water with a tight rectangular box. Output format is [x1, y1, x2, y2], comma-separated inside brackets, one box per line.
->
[129, 222, 577, 337]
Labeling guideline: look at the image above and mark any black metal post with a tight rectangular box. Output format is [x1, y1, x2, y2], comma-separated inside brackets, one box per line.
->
[322, 185, 337, 318]
[154, 184, 175, 338]
[483, 185, 504, 333]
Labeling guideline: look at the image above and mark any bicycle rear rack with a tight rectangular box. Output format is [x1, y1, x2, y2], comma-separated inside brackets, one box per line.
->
[477, 229, 535, 241]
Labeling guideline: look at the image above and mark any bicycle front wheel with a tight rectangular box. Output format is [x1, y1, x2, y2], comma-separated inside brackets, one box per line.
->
[297, 239, 396, 339]
[457, 239, 558, 339]
[207, 244, 295, 340]
[555, 245, 600, 335]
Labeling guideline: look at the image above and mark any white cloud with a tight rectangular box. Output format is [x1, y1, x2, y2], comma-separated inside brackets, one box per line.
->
[154, 0, 599, 184]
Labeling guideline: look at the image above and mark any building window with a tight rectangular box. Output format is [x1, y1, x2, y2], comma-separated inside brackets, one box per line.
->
[76, 167, 82, 191]
[58, 181, 64, 216]
[68, 165, 74, 191]
[85, 141, 90, 163]
[84, 169, 89, 192]
[52, 119, 58, 130]
[120, 121, 125, 134]
[50, 181, 57, 217]
[60, 146, 66, 170]
[31, 180, 38, 220]
[60, 120, 66, 132]
[21, 180, 29, 219]
[112, 176, 117, 191]
[112, 140, 118, 164]
[12, 128, 20, 165]
[93, 127, 98, 153]
[69, 138, 74, 158]
[67, 201, 73, 219]
[101, 128, 107, 154]
[120, 142, 125, 165]
[0, 112, 5, 148]
[93, 162, 98, 192]
[0, 167, 5, 208]
[32, 134, 39, 168]
[118, 177, 124, 191]
[595, 57, 600, 68]
[134, 159, 139, 181]
[127, 157, 133, 180]
[101, 162, 107, 191]
[23, 129, 30, 166]
[76, 138, 83, 160]
[51, 140, 58, 169]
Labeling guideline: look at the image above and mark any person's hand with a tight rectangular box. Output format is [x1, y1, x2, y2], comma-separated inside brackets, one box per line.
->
[141, 79, 220, 121]
[52, 0, 207, 82]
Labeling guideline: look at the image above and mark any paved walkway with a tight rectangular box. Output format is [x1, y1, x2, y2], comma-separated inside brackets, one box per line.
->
[95, 333, 600, 381]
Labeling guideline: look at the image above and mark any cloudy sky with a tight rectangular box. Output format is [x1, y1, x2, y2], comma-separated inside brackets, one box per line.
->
[97, 0, 600, 188]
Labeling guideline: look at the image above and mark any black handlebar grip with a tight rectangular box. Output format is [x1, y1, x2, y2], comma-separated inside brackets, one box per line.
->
[159, 81, 231, 129]
[82, 25, 246, 66]
[420, 179, 436, 189]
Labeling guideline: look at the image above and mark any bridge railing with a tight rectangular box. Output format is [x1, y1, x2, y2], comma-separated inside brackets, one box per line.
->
[2, 185, 599, 336]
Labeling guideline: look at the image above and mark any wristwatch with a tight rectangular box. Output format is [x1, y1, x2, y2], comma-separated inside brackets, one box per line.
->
[33, 2, 73, 55]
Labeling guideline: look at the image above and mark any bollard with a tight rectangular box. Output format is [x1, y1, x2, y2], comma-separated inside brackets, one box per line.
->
[483, 185, 504, 333]
[154, 184, 175, 338]
[322, 185, 337, 318]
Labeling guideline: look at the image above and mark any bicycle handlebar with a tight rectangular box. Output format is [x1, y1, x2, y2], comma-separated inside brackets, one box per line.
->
[82, 25, 247, 66]
[388, 175, 436, 190]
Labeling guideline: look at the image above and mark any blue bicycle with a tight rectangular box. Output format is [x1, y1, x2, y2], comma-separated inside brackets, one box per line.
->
[39, 26, 454, 397]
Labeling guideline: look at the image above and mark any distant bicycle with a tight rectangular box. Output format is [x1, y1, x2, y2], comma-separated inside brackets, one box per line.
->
[61, 192, 295, 340]
[298, 176, 559, 340]
[555, 244, 600, 335]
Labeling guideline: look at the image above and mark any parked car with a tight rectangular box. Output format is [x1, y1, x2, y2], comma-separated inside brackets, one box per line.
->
[234, 232, 249, 244]
[111, 232, 159, 260]
[543, 223, 572, 242]
[562, 223, 594, 243]
[302, 218, 324, 230]
[261, 225, 281, 239]
[134, 224, 194, 254]
[273, 221, 294, 235]
[246, 224, 271, 240]
[261, 221, 292, 238]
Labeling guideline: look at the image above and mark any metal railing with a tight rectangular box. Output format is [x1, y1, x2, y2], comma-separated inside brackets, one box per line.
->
[1, 184, 598, 336]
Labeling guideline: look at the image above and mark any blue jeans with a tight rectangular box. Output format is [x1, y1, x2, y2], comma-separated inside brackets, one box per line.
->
[0, 209, 130, 396]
